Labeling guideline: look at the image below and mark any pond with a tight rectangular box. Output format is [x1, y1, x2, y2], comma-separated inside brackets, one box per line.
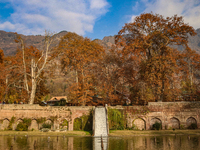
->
[0, 135, 200, 150]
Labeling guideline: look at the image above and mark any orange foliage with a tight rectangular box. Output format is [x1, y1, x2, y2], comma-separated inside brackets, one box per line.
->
[57, 32, 105, 106]
[115, 13, 197, 103]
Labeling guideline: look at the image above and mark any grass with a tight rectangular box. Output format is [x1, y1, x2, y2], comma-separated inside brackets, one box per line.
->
[109, 129, 200, 136]
[0, 130, 92, 136]
[1, 129, 200, 137]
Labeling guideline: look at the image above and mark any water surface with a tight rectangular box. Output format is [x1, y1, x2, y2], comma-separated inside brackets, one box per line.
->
[0, 135, 199, 150]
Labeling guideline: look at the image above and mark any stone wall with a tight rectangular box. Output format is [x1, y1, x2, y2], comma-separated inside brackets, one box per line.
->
[0, 104, 94, 131]
[0, 102, 199, 131]
[122, 102, 200, 130]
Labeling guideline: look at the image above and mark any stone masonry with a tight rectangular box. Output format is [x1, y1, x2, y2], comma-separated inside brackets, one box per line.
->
[0, 102, 199, 131]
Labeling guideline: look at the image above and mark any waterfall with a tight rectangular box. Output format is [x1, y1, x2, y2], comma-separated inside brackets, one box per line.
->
[93, 106, 108, 137]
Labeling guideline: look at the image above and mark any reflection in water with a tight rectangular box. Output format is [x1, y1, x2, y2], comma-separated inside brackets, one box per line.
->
[93, 137, 108, 150]
[0, 135, 199, 150]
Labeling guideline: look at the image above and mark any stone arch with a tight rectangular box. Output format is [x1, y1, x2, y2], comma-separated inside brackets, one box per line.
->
[170, 117, 180, 129]
[29, 119, 39, 130]
[45, 119, 53, 124]
[1, 119, 10, 130]
[17, 118, 23, 123]
[150, 117, 162, 130]
[73, 118, 82, 130]
[186, 117, 197, 129]
[42, 119, 53, 129]
[132, 118, 146, 130]
[60, 119, 68, 130]
[13, 119, 23, 130]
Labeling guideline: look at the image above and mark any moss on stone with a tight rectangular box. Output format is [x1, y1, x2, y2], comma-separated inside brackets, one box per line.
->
[108, 108, 125, 130]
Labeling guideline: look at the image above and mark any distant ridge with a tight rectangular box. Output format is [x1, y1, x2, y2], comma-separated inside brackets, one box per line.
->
[0, 29, 200, 56]
[0, 30, 68, 56]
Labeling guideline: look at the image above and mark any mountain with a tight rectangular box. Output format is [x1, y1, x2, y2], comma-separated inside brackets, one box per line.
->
[0, 29, 200, 56]
[95, 28, 200, 54]
[0, 30, 68, 56]
[188, 28, 200, 53]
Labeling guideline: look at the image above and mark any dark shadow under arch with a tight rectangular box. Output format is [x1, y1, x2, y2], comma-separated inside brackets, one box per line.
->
[170, 117, 180, 129]
[150, 117, 162, 130]
[186, 117, 197, 129]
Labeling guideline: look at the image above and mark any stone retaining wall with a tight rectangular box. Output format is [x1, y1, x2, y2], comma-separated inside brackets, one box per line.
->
[0, 104, 94, 131]
[0, 102, 199, 131]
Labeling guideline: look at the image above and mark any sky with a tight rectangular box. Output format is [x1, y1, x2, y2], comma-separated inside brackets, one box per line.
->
[0, 0, 200, 40]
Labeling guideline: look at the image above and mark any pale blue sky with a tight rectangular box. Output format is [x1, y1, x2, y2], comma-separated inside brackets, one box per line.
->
[0, 0, 200, 40]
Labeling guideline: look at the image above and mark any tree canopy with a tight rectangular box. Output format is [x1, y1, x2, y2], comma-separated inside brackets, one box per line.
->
[115, 12, 199, 102]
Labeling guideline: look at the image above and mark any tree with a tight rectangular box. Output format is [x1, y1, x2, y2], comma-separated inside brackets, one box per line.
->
[180, 46, 200, 99]
[56, 32, 105, 105]
[14, 31, 55, 104]
[115, 13, 196, 102]
[0, 49, 5, 100]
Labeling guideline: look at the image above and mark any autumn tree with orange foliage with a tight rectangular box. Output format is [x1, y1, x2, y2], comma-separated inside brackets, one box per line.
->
[115, 13, 197, 103]
[56, 32, 105, 106]
[180, 46, 200, 100]
[0, 49, 5, 101]
[5, 32, 55, 104]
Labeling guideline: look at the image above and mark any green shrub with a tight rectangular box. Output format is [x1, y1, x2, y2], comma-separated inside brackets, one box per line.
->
[23, 118, 32, 126]
[74, 118, 82, 130]
[42, 123, 51, 129]
[16, 122, 28, 131]
[108, 109, 125, 130]
[152, 122, 162, 130]
[37, 117, 46, 124]
[60, 120, 68, 129]
[8, 117, 16, 130]
[180, 124, 185, 129]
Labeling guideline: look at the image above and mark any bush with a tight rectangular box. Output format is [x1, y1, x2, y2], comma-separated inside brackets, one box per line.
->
[108, 109, 125, 130]
[152, 122, 162, 130]
[23, 118, 32, 126]
[74, 118, 82, 130]
[16, 122, 28, 131]
[188, 123, 197, 129]
[60, 120, 68, 129]
[42, 123, 51, 129]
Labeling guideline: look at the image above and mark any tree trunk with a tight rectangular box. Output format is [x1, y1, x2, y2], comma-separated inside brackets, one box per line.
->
[160, 79, 165, 102]
[29, 58, 36, 104]
[29, 80, 37, 104]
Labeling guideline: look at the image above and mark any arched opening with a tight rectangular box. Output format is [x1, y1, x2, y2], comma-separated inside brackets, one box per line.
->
[13, 119, 23, 130]
[132, 118, 146, 130]
[1, 119, 9, 130]
[73, 118, 82, 130]
[60, 119, 68, 130]
[186, 117, 197, 129]
[170, 117, 180, 129]
[150, 118, 162, 130]
[30, 119, 39, 130]
[41, 119, 52, 129]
